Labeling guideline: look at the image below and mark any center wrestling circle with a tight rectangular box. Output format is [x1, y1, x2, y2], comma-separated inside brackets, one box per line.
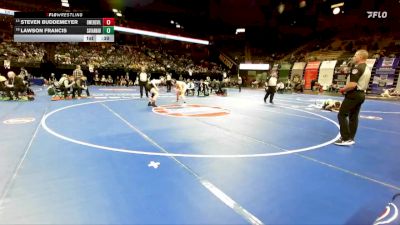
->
[153, 104, 230, 117]
[41, 99, 340, 158]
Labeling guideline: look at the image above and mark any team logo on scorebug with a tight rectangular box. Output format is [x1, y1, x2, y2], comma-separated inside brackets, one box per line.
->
[153, 104, 230, 117]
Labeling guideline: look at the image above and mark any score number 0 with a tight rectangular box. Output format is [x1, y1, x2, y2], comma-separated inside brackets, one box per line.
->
[102, 18, 115, 26]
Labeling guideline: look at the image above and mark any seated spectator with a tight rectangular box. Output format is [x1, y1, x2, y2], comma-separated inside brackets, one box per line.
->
[285, 79, 292, 91]
[381, 88, 399, 97]
[197, 79, 209, 96]
[291, 75, 303, 93]
[100, 75, 107, 86]
[313, 82, 323, 92]
[276, 81, 285, 93]
[120, 77, 127, 86]
[210, 79, 218, 93]
[106, 75, 113, 86]
[215, 85, 227, 96]
[328, 82, 339, 92]
[251, 80, 260, 88]
[222, 76, 230, 87]
[0, 74, 8, 98]
[94, 74, 100, 85]
[311, 79, 317, 91]
[115, 76, 120, 85]
[18, 67, 29, 81]
[47, 73, 57, 86]
[186, 79, 195, 96]
[124, 72, 130, 87]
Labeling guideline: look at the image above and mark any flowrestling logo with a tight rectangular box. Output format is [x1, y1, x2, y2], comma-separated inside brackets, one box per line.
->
[367, 11, 388, 19]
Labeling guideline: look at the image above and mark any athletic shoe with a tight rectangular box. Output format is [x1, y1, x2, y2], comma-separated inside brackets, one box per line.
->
[148, 102, 152, 106]
[334, 138, 355, 146]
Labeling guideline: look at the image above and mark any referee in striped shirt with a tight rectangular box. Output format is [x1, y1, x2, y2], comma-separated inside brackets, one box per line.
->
[335, 50, 371, 146]
[73, 65, 83, 79]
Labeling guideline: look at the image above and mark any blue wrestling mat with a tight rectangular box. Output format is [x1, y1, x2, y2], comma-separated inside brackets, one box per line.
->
[0, 86, 399, 224]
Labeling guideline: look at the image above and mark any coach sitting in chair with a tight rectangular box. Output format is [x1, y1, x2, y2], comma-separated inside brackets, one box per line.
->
[74, 76, 90, 98]
[58, 74, 75, 99]
[197, 79, 209, 96]
[0, 74, 8, 98]
[186, 79, 195, 96]
[5, 71, 26, 100]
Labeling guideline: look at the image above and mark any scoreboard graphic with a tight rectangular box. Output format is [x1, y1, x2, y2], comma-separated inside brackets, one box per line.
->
[14, 12, 114, 42]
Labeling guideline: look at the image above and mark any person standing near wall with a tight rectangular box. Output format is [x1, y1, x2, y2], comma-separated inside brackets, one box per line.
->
[237, 75, 242, 92]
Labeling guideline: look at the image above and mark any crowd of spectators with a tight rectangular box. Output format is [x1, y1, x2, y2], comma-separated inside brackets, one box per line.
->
[54, 44, 162, 72]
[0, 42, 46, 64]
[147, 48, 224, 74]
[0, 41, 226, 77]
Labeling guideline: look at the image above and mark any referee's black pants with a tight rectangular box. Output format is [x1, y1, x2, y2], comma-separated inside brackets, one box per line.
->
[139, 81, 148, 98]
[166, 80, 172, 92]
[264, 86, 276, 103]
[338, 91, 365, 141]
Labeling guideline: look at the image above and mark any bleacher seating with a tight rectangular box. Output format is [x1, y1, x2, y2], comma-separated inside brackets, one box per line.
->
[305, 50, 345, 61]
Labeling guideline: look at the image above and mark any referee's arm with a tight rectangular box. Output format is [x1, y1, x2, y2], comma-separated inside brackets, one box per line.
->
[341, 66, 364, 92]
[341, 81, 357, 92]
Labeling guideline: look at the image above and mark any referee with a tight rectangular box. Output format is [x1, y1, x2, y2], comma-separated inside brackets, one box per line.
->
[73, 65, 83, 79]
[335, 50, 371, 146]
[264, 73, 277, 104]
[139, 67, 149, 98]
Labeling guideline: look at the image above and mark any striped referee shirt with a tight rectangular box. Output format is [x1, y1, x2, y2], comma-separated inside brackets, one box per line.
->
[347, 63, 371, 91]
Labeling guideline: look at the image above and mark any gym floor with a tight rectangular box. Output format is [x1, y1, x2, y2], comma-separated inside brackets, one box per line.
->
[1, 86, 399, 224]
